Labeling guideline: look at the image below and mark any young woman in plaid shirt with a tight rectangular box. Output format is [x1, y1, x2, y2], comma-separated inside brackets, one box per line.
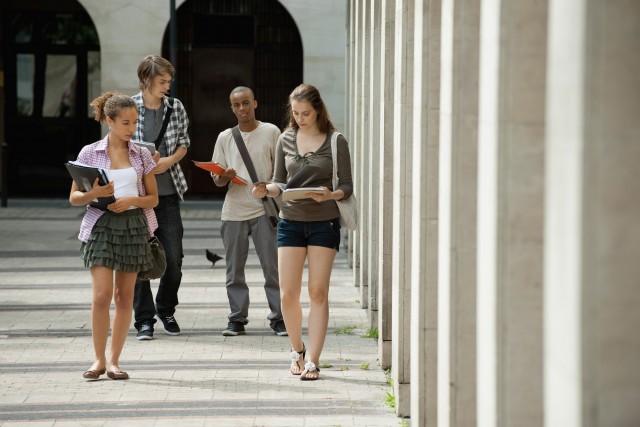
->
[70, 92, 159, 380]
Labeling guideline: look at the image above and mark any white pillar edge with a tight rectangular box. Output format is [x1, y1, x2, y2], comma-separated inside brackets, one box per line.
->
[543, 0, 586, 426]
[437, 0, 454, 425]
[410, 0, 426, 420]
[391, 0, 406, 362]
[476, 0, 501, 425]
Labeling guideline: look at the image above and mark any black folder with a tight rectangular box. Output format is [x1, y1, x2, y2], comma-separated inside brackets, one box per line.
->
[65, 161, 115, 210]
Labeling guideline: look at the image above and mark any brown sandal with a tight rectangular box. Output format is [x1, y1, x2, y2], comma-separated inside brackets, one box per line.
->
[82, 367, 106, 380]
[106, 369, 129, 380]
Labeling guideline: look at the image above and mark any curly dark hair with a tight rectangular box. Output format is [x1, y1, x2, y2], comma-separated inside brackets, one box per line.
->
[89, 92, 136, 124]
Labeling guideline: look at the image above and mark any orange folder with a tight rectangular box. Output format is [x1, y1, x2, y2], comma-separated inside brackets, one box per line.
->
[192, 161, 248, 185]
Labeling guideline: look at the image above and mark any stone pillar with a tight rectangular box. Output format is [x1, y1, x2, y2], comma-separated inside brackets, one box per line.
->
[358, 0, 371, 309]
[346, 0, 354, 139]
[391, 0, 415, 417]
[438, 0, 480, 425]
[545, 1, 640, 426]
[351, 0, 363, 277]
[346, 1, 357, 267]
[377, 0, 396, 370]
[367, 0, 382, 328]
[476, 0, 547, 425]
[410, 0, 441, 425]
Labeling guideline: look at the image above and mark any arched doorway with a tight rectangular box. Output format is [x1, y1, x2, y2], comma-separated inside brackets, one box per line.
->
[162, 0, 303, 196]
[1, 0, 101, 197]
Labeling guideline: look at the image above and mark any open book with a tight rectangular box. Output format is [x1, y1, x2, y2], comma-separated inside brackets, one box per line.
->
[65, 161, 115, 210]
[282, 187, 324, 202]
[192, 161, 248, 185]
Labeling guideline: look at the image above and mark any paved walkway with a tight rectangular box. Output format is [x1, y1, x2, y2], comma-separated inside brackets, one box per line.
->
[0, 199, 400, 427]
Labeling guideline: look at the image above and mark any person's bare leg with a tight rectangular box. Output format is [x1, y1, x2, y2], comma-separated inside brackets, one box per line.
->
[108, 271, 136, 374]
[302, 245, 336, 379]
[88, 266, 114, 372]
[278, 246, 306, 374]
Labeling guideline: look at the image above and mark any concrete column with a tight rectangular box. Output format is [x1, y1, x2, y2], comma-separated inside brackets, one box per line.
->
[391, 0, 415, 417]
[351, 0, 362, 276]
[477, 0, 547, 425]
[367, 0, 382, 328]
[358, 0, 371, 309]
[545, 1, 640, 426]
[438, 0, 480, 425]
[345, 2, 354, 267]
[377, 0, 396, 370]
[410, 0, 441, 425]
[347, 1, 355, 141]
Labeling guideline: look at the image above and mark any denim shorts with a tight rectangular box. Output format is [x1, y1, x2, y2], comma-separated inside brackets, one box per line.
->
[277, 218, 341, 251]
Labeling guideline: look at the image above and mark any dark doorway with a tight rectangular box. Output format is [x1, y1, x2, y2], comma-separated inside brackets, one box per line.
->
[162, 0, 303, 196]
[1, 0, 101, 197]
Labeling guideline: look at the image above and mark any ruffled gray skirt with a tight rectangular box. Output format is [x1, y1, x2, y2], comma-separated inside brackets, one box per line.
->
[80, 209, 153, 273]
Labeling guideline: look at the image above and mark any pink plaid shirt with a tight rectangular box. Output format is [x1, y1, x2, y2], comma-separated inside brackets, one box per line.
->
[75, 135, 159, 242]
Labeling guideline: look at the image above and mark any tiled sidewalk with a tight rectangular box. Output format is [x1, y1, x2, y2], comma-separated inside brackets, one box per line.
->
[0, 200, 400, 427]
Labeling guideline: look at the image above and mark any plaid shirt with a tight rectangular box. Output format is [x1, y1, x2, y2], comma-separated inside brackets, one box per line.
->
[75, 135, 159, 242]
[131, 92, 191, 199]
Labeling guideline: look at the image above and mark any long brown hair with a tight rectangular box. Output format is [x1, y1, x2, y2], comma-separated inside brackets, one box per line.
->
[89, 91, 136, 124]
[286, 83, 335, 134]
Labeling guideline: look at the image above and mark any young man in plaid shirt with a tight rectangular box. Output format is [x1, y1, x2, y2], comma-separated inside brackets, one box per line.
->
[131, 55, 190, 340]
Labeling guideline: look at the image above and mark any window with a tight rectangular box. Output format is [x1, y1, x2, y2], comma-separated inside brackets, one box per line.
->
[16, 54, 35, 116]
[43, 55, 76, 117]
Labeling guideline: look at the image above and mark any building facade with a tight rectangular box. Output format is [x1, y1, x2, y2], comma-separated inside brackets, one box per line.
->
[0, 0, 347, 197]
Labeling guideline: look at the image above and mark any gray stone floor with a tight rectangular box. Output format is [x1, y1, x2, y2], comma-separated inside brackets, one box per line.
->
[0, 199, 400, 427]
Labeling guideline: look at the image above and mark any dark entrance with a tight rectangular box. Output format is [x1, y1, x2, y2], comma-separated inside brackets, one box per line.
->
[1, 0, 101, 197]
[162, 0, 303, 196]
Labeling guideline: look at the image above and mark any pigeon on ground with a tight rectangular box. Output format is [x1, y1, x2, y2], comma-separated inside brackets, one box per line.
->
[205, 249, 223, 268]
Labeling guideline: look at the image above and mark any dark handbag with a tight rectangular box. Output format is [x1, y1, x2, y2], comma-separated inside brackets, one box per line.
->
[138, 236, 167, 280]
[153, 97, 174, 148]
[261, 196, 280, 228]
[230, 126, 280, 228]
[135, 123, 168, 281]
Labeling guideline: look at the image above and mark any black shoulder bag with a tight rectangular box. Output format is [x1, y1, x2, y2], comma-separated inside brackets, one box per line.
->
[230, 126, 280, 228]
[136, 144, 167, 281]
[153, 97, 174, 148]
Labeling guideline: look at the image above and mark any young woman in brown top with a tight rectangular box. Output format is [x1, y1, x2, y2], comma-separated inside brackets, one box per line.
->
[253, 83, 354, 380]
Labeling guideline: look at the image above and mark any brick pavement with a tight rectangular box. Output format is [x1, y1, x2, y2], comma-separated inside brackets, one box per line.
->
[0, 199, 400, 427]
